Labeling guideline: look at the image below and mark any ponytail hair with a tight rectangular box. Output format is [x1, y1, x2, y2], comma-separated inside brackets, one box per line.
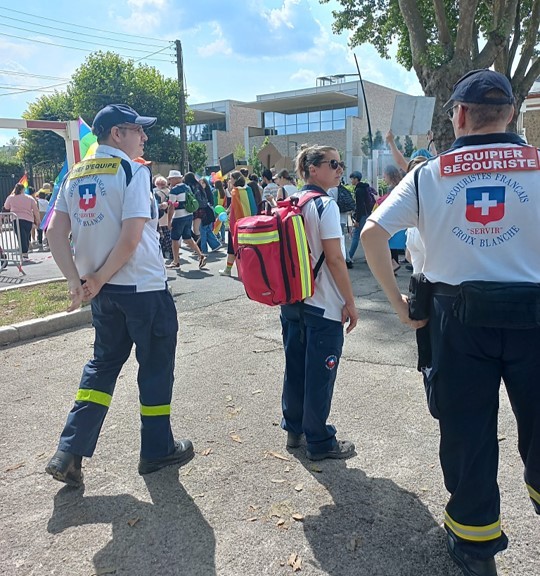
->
[294, 145, 337, 181]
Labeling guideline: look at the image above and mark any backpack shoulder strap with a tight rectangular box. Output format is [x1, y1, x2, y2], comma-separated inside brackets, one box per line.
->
[295, 190, 327, 278]
[296, 190, 326, 208]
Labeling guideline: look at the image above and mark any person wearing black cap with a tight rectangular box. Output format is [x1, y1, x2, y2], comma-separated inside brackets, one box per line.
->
[361, 69, 540, 576]
[45, 103, 193, 487]
[347, 170, 371, 263]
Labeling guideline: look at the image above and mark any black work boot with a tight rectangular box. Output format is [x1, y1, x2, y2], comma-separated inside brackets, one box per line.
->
[306, 439, 356, 461]
[138, 440, 194, 475]
[45, 450, 83, 487]
[447, 532, 498, 576]
[286, 432, 303, 449]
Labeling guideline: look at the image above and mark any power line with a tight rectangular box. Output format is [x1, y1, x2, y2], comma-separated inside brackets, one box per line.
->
[0, 22, 174, 56]
[133, 44, 174, 64]
[0, 6, 171, 44]
[0, 13, 167, 50]
[0, 80, 69, 97]
[0, 31, 174, 63]
[0, 69, 69, 81]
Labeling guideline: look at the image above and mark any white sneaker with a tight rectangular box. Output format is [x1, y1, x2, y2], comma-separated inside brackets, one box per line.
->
[219, 267, 231, 277]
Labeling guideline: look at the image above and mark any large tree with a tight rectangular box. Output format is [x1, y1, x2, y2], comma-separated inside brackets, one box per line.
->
[322, 0, 540, 149]
[20, 51, 183, 166]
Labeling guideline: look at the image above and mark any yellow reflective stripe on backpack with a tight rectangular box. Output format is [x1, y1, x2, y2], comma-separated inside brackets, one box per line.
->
[237, 231, 279, 245]
[140, 404, 171, 417]
[75, 388, 112, 408]
[291, 215, 312, 299]
[444, 512, 501, 541]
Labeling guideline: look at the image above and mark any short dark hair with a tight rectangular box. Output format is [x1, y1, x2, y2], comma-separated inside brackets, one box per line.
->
[462, 89, 514, 129]
[262, 169, 273, 181]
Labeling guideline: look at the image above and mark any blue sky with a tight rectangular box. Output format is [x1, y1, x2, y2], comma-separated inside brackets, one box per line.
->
[0, 0, 422, 145]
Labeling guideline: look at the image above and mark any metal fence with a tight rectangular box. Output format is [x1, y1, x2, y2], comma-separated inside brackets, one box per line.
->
[0, 213, 25, 275]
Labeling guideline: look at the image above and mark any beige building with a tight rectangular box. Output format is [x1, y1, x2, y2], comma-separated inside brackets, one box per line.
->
[187, 77, 412, 176]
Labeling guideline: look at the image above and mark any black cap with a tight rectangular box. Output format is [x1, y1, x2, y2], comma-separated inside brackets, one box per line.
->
[443, 69, 514, 112]
[92, 104, 157, 136]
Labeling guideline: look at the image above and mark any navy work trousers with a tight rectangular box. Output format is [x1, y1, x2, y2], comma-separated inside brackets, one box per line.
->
[429, 294, 540, 559]
[58, 287, 178, 460]
[280, 305, 344, 455]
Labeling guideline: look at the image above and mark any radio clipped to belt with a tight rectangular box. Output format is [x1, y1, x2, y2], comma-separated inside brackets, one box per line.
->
[453, 281, 540, 329]
[408, 273, 433, 321]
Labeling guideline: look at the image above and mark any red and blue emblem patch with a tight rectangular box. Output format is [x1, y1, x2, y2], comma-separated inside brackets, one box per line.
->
[325, 355, 338, 371]
[79, 183, 97, 211]
[466, 186, 505, 226]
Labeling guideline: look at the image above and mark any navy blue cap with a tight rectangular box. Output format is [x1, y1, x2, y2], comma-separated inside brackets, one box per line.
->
[92, 104, 157, 135]
[443, 69, 514, 111]
[349, 171, 362, 180]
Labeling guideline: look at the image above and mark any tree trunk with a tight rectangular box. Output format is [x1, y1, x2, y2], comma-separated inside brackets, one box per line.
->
[420, 65, 468, 152]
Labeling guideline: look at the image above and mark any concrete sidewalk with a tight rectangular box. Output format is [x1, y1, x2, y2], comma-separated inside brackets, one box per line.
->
[0, 257, 538, 575]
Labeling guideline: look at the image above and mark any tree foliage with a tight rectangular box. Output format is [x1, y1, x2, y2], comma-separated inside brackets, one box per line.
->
[19, 51, 184, 166]
[403, 135, 414, 157]
[373, 129, 385, 149]
[322, 0, 540, 148]
[187, 142, 208, 175]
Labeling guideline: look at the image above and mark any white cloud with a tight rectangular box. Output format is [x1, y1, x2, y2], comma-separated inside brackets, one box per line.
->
[290, 68, 318, 85]
[197, 23, 232, 58]
[265, 0, 301, 31]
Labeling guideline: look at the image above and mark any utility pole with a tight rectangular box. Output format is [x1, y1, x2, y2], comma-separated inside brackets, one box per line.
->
[175, 40, 189, 173]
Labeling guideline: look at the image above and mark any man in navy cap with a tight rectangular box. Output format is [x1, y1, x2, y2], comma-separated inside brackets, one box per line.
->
[45, 104, 193, 487]
[361, 69, 540, 575]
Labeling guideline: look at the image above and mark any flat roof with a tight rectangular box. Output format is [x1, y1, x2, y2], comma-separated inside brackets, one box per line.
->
[239, 91, 358, 114]
[188, 109, 226, 124]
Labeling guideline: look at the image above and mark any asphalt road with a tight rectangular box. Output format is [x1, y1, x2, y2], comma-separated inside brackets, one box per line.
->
[1, 248, 538, 575]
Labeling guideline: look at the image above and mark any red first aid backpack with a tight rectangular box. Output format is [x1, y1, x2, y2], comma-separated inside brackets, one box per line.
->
[235, 191, 326, 306]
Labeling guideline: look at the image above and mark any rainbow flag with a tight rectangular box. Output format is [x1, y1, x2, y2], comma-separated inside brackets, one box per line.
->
[18, 173, 29, 194]
[41, 118, 97, 230]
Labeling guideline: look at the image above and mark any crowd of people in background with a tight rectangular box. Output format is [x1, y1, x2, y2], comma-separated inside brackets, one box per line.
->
[1, 180, 54, 260]
[1, 151, 430, 277]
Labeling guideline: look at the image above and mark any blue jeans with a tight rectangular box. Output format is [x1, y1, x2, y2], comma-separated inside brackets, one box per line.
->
[280, 305, 344, 454]
[199, 223, 221, 253]
[58, 287, 179, 460]
[348, 215, 367, 260]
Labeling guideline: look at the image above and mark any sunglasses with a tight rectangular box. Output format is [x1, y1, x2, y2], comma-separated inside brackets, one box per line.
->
[319, 159, 345, 170]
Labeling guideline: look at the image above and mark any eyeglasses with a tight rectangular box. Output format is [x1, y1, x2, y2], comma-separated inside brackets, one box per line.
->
[319, 159, 345, 170]
[446, 104, 466, 119]
[117, 124, 146, 134]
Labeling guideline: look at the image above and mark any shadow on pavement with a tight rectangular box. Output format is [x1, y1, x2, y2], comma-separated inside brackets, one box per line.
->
[47, 467, 216, 575]
[299, 457, 460, 576]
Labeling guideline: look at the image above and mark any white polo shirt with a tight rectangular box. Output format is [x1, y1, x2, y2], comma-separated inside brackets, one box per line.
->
[55, 145, 166, 292]
[298, 187, 346, 323]
[369, 134, 540, 284]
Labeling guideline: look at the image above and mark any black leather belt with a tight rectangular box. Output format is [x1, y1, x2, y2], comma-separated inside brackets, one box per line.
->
[431, 282, 460, 297]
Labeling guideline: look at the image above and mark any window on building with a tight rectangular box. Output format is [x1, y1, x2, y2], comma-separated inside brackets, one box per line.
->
[186, 121, 226, 142]
[262, 105, 358, 134]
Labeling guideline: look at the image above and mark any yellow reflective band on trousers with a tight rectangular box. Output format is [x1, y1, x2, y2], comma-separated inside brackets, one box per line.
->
[140, 404, 171, 417]
[237, 231, 279, 245]
[526, 483, 540, 505]
[291, 215, 312, 299]
[75, 388, 112, 408]
[444, 511, 502, 542]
